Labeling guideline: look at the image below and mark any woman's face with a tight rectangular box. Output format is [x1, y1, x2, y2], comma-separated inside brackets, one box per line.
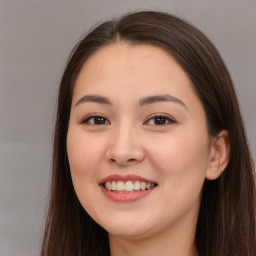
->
[67, 42, 213, 239]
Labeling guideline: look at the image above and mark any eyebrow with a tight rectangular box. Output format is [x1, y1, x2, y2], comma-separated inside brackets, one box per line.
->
[138, 94, 187, 108]
[74, 94, 112, 107]
[74, 94, 187, 109]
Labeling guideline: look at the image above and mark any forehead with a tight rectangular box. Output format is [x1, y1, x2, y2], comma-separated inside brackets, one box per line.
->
[74, 42, 194, 98]
[80, 42, 182, 77]
[71, 42, 207, 127]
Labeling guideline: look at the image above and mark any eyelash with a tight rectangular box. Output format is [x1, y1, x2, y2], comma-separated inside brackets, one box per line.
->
[81, 114, 176, 126]
[144, 115, 176, 126]
[81, 115, 110, 125]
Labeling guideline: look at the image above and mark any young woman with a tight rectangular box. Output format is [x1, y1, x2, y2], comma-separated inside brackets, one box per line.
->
[40, 11, 256, 256]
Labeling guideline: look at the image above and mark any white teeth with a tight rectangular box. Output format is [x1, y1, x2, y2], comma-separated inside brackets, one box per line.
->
[111, 181, 117, 191]
[134, 181, 140, 191]
[105, 181, 111, 190]
[104, 180, 155, 192]
[125, 181, 134, 192]
[116, 181, 125, 191]
[140, 182, 146, 190]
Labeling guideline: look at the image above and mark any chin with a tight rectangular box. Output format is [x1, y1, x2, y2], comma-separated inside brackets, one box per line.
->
[106, 225, 151, 239]
[97, 214, 157, 239]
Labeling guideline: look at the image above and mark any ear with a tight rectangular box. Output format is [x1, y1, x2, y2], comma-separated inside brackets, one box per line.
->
[206, 130, 230, 180]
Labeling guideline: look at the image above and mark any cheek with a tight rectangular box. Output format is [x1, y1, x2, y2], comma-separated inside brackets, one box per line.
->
[66, 128, 107, 177]
[147, 130, 210, 190]
[66, 128, 108, 215]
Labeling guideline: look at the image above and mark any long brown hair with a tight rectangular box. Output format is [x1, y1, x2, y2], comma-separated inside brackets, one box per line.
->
[40, 11, 256, 256]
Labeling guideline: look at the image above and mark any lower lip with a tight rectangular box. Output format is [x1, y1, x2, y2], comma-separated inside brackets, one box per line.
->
[100, 186, 155, 202]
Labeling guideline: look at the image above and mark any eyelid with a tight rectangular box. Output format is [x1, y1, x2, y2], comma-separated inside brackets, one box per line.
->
[79, 113, 176, 126]
[144, 113, 176, 125]
[80, 114, 110, 125]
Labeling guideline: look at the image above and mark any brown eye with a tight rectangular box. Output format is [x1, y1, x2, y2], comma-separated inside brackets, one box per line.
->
[82, 115, 110, 125]
[145, 115, 175, 125]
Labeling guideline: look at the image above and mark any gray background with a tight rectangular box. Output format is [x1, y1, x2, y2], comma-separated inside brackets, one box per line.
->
[0, 0, 255, 255]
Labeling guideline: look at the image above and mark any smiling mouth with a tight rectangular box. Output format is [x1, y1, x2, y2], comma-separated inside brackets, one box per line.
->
[103, 180, 157, 193]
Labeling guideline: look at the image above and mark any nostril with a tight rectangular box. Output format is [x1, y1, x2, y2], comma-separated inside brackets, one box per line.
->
[127, 158, 136, 162]
[110, 158, 137, 165]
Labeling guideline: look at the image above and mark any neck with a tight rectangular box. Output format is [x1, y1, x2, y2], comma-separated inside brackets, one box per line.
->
[109, 218, 198, 256]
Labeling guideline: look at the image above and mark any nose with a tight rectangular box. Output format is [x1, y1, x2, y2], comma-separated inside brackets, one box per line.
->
[105, 125, 145, 166]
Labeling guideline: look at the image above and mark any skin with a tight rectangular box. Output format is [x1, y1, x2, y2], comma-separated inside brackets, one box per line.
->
[67, 42, 229, 256]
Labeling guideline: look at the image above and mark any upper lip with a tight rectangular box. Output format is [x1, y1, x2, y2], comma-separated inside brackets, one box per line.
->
[99, 174, 157, 185]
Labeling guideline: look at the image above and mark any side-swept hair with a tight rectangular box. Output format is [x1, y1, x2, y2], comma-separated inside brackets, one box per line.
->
[41, 11, 256, 256]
